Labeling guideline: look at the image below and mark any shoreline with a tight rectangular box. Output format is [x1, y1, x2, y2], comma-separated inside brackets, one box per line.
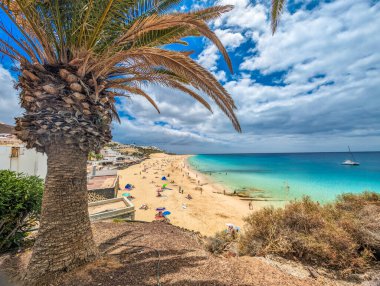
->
[185, 155, 233, 195]
[186, 155, 288, 202]
[117, 153, 283, 236]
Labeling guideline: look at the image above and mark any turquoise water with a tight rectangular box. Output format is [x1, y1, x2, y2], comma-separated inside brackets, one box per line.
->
[188, 152, 380, 202]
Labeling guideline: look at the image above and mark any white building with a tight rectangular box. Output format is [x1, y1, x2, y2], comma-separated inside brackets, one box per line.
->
[100, 148, 126, 163]
[0, 132, 47, 179]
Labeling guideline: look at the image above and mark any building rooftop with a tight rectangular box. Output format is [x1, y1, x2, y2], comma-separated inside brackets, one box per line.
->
[93, 169, 118, 176]
[87, 175, 118, 191]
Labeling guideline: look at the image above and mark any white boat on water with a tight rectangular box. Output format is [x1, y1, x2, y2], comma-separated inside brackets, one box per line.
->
[341, 146, 360, 166]
[341, 159, 360, 166]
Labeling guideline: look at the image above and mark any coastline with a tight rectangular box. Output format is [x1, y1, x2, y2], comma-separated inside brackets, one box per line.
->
[186, 156, 283, 201]
[185, 155, 233, 195]
[117, 153, 282, 236]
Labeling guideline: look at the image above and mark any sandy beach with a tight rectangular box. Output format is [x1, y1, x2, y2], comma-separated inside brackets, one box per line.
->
[117, 153, 279, 236]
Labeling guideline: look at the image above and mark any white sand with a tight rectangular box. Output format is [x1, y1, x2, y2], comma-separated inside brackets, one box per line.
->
[117, 153, 282, 236]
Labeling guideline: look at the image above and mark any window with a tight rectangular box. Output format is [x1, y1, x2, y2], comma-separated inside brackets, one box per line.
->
[11, 147, 20, 158]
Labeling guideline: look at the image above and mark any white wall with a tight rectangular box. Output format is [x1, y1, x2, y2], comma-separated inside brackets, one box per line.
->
[0, 146, 47, 179]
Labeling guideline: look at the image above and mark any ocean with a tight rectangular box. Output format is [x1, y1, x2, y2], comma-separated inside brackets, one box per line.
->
[188, 152, 380, 202]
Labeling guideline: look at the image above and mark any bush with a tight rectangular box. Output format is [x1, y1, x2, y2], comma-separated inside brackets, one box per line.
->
[206, 230, 238, 255]
[238, 192, 380, 274]
[0, 170, 43, 251]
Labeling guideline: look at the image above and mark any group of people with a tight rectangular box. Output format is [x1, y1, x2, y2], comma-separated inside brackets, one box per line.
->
[155, 208, 170, 222]
[226, 224, 240, 239]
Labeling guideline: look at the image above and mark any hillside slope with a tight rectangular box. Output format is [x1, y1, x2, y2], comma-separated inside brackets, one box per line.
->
[1, 221, 353, 286]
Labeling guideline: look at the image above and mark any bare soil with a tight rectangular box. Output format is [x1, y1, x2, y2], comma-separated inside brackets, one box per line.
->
[1, 221, 361, 286]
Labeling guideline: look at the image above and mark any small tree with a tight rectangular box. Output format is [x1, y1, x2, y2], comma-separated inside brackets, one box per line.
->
[0, 170, 43, 251]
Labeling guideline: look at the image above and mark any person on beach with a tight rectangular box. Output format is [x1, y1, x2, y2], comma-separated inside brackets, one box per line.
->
[249, 201, 253, 210]
[223, 190, 226, 195]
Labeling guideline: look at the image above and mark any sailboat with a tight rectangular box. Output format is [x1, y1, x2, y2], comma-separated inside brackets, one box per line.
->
[341, 146, 360, 166]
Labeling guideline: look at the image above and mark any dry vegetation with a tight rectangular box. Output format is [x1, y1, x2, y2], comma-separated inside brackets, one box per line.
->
[206, 230, 238, 255]
[1, 221, 324, 286]
[236, 192, 380, 275]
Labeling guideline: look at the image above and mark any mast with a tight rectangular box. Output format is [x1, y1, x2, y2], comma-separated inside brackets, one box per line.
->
[348, 145, 356, 161]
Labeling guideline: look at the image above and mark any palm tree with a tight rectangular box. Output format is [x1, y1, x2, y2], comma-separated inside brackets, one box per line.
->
[0, 0, 240, 284]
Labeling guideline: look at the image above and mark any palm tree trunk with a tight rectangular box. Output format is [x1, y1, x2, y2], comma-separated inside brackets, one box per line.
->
[24, 143, 98, 285]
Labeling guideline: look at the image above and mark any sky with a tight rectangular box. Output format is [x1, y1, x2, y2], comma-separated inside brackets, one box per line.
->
[0, 0, 379, 154]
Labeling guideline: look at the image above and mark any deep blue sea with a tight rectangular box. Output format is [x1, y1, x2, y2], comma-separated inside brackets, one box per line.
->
[188, 152, 380, 202]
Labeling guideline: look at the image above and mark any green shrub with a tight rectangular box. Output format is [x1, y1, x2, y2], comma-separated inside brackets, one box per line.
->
[0, 170, 43, 251]
[237, 192, 380, 274]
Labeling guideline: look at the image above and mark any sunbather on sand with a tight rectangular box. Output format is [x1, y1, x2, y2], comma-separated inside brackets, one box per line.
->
[139, 204, 148, 210]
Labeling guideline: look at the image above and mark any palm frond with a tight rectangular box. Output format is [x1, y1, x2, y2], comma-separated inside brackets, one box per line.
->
[0, 0, 241, 132]
[115, 12, 233, 72]
[271, 0, 286, 34]
[112, 84, 161, 113]
[115, 48, 240, 131]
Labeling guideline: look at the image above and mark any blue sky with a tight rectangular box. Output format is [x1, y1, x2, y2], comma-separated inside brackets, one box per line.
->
[0, 0, 380, 154]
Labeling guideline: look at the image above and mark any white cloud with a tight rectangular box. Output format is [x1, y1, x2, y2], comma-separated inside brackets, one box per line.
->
[0, 66, 21, 124]
[215, 0, 268, 33]
[197, 29, 245, 71]
[110, 0, 380, 153]
[214, 70, 227, 82]
[215, 29, 245, 50]
[240, 1, 380, 79]
[197, 44, 219, 71]
[0, 1, 379, 154]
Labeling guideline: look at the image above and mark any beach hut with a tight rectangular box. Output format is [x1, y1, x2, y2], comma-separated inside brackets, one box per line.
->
[161, 176, 167, 181]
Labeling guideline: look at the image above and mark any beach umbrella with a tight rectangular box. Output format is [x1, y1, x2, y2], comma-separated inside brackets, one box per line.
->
[125, 184, 132, 189]
[162, 184, 167, 188]
[161, 176, 167, 180]
[163, 211, 171, 216]
[156, 207, 166, 211]
[226, 223, 234, 227]
[122, 193, 131, 197]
